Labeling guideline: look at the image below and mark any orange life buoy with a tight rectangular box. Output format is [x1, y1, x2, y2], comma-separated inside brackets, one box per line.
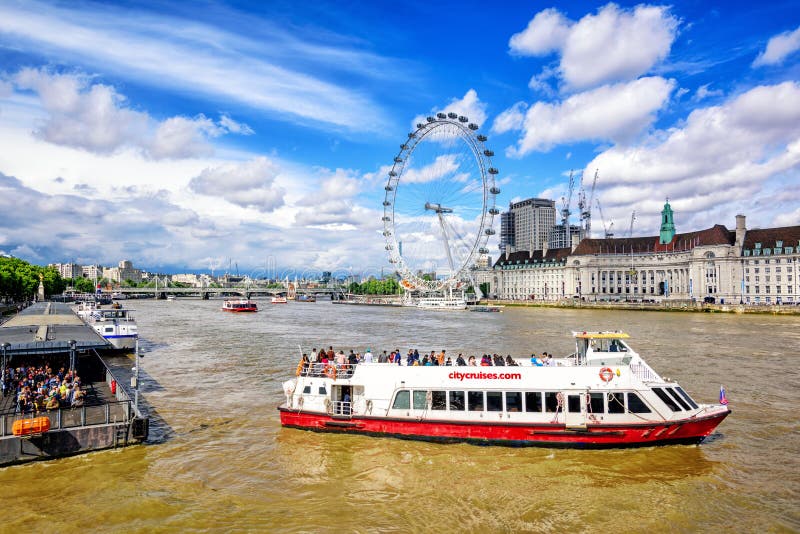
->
[599, 367, 614, 383]
[324, 364, 337, 380]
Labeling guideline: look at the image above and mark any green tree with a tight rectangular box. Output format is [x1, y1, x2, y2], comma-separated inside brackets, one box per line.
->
[73, 277, 95, 293]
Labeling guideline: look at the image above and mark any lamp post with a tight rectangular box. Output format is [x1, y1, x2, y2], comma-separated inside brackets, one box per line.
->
[68, 339, 76, 376]
[1, 342, 9, 398]
[133, 336, 140, 414]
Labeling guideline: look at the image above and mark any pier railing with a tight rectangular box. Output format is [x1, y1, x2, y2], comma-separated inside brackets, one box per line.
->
[0, 400, 133, 437]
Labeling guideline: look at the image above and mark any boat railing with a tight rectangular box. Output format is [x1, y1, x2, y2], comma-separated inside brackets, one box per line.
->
[630, 361, 663, 383]
[332, 401, 352, 416]
[300, 363, 357, 379]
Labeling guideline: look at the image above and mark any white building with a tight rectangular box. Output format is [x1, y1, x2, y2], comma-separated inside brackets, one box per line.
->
[103, 260, 143, 284]
[488, 204, 800, 305]
[49, 262, 82, 280]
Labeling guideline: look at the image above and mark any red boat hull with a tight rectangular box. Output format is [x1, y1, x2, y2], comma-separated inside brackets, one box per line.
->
[278, 407, 730, 448]
[221, 307, 258, 312]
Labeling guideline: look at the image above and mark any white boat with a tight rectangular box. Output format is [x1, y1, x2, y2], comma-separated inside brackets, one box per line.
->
[221, 298, 257, 312]
[271, 295, 288, 304]
[416, 296, 467, 310]
[166, 295, 176, 302]
[111, 292, 127, 300]
[79, 304, 138, 350]
[279, 331, 730, 448]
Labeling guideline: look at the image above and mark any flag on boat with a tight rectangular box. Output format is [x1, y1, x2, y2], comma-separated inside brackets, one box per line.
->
[719, 385, 728, 405]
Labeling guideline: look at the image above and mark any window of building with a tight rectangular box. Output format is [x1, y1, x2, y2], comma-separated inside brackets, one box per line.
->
[627, 393, 652, 413]
[607, 392, 625, 414]
[431, 391, 447, 410]
[449, 391, 465, 411]
[413, 390, 427, 410]
[468, 391, 484, 411]
[505, 392, 522, 412]
[525, 392, 542, 412]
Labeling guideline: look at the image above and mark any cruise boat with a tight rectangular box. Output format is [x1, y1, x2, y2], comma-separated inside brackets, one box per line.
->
[278, 332, 730, 448]
[271, 295, 288, 304]
[221, 299, 258, 312]
[76, 303, 138, 350]
[416, 296, 467, 310]
[295, 294, 316, 302]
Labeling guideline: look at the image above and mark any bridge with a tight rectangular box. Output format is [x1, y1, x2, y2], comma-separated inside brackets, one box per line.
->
[108, 286, 343, 300]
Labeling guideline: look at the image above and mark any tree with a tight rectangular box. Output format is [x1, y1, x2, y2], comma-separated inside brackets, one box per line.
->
[73, 277, 95, 293]
[479, 282, 491, 298]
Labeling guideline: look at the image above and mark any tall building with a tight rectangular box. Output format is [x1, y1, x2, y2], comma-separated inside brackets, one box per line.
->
[49, 263, 82, 279]
[499, 211, 514, 252]
[103, 260, 143, 284]
[502, 198, 556, 253]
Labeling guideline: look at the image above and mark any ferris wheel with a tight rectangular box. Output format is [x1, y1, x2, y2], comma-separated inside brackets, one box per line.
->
[382, 112, 500, 293]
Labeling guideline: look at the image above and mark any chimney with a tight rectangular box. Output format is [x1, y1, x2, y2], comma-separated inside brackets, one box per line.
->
[735, 214, 746, 249]
[571, 233, 580, 252]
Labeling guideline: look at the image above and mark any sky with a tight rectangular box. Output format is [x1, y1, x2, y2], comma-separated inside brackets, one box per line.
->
[0, 0, 799, 279]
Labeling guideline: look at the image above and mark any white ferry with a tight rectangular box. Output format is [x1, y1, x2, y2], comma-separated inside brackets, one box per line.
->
[416, 296, 467, 310]
[271, 295, 288, 304]
[221, 298, 258, 312]
[279, 332, 730, 448]
[76, 303, 138, 350]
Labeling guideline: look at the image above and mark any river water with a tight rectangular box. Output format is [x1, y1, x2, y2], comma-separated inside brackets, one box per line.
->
[1, 300, 798, 532]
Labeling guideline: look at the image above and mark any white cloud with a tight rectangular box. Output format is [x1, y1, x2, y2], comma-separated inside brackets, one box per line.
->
[412, 89, 488, 130]
[402, 154, 460, 184]
[693, 84, 723, 102]
[753, 25, 800, 67]
[491, 102, 528, 134]
[0, 2, 390, 131]
[510, 4, 679, 90]
[509, 8, 571, 56]
[584, 82, 800, 229]
[508, 77, 675, 155]
[189, 157, 286, 212]
[9, 68, 248, 159]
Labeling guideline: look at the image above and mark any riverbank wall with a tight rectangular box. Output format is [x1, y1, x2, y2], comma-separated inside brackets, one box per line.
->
[486, 299, 800, 315]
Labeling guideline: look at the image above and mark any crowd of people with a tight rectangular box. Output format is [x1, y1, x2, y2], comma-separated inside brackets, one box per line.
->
[296, 346, 560, 376]
[1, 362, 86, 414]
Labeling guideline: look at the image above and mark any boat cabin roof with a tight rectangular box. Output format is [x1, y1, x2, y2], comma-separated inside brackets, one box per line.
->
[573, 331, 630, 340]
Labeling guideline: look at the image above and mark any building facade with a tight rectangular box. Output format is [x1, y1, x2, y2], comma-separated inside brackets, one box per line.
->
[49, 263, 82, 280]
[103, 260, 143, 284]
[487, 205, 800, 305]
[502, 198, 557, 253]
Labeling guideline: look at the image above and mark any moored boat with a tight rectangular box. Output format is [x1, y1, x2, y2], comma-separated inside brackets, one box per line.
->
[278, 331, 730, 448]
[76, 302, 138, 350]
[271, 295, 288, 304]
[222, 299, 258, 312]
[416, 296, 467, 310]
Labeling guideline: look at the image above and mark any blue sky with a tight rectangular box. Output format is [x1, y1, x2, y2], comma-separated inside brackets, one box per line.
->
[0, 0, 798, 278]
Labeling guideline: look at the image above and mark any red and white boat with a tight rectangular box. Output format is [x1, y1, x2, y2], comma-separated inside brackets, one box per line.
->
[271, 295, 288, 304]
[221, 299, 258, 312]
[279, 331, 730, 448]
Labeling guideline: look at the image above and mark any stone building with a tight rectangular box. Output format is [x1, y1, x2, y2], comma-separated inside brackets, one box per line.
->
[486, 202, 800, 305]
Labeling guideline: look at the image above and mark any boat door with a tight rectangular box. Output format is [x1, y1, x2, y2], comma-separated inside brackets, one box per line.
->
[564, 391, 588, 429]
[332, 385, 352, 416]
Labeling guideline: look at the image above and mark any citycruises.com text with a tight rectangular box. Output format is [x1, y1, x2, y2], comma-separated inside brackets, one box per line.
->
[448, 371, 522, 381]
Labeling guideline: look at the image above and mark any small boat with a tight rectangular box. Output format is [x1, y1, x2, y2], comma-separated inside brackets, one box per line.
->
[416, 296, 467, 310]
[222, 299, 258, 312]
[111, 292, 127, 300]
[278, 331, 730, 448]
[77, 303, 138, 350]
[271, 295, 288, 304]
[166, 295, 176, 302]
[295, 294, 316, 302]
[468, 305, 502, 312]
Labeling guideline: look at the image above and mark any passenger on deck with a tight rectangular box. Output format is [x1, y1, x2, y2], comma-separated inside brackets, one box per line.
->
[531, 354, 543, 366]
[422, 355, 431, 366]
[468, 356, 477, 366]
[610, 340, 619, 352]
[456, 354, 466, 366]
[506, 355, 517, 366]
[480, 354, 491, 366]
[437, 350, 446, 366]
[378, 351, 388, 363]
[363, 348, 374, 363]
[493, 354, 505, 366]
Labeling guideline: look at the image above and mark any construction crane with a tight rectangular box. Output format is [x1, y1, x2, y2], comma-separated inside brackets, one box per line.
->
[596, 199, 614, 238]
[578, 169, 599, 235]
[561, 170, 576, 229]
[628, 210, 636, 238]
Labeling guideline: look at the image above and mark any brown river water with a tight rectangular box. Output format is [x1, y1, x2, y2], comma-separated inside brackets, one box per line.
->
[1, 300, 798, 532]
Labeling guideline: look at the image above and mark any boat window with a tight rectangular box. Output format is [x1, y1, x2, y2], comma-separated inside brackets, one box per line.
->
[674, 387, 699, 409]
[449, 391, 465, 411]
[105, 327, 114, 333]
[413, 390, 427, 410]
[318, 386, 327, 395]
[589, 393, 604, 414]
[665, 388, 691, 410]
[607, 392, 625, 414]
[302, 386, 311, 394]
[468, 391, 484, 411]
[525, 392, 542, 412]
[544, 392, 560, 413]
[505, 391, 522, 412]
[392, 390, 410, 409]
[627, 392, 652, 413]
[431, 391, 447, 410]
[486, 392, 503, 412]
[652, 387, 680, 411]
[567, 395, 581, 413]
